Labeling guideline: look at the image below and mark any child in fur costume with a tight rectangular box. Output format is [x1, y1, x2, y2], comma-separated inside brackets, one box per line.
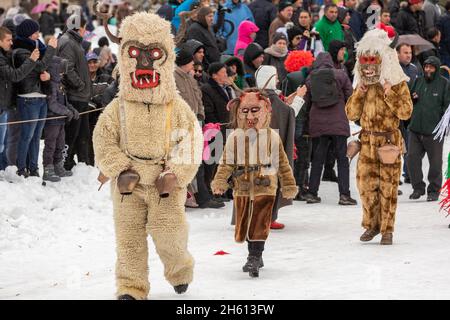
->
[92, 10, 203, 299]
[211, 88, 298, 278]
[345, 29, 413, 245]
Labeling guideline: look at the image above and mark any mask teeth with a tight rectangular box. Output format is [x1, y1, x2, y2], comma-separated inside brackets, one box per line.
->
[140, 78, 143, 86]
[153, 71, 156, 83]
[132, 71, 138, 83]
[145, 77, 150, 84]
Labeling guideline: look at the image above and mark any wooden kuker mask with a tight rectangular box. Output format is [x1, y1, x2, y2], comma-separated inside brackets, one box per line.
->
[236, 91, 271, 130]
[357, 53, 382, 85]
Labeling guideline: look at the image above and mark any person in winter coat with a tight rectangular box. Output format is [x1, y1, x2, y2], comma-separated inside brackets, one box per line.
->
[234, 20, 259, 61]
[263, 33, 289, 85]
[86, 52, 114, 167]
[269, 1, 294, 45]
[0, 26, 39, 157]
[418, 28, 442, 67]
[344, 0, 365, 41]
[57, 15, 92, 171]
[296, 10, 322, 54]
[41, 56, 79, 182]
[286, 24, 303, 51]
[393, 0, 426, 38]
[243, 42, 265, 87]
[437, 1, 450, 68]
[423, 0, 442, 30]
[186, 6, 221, 65]
[211, 88, 298, 278]
[338, 7, 356, 79]
[248, 0, 278, 49]
[407, 56, 450, 201]
[13, 19, 57, 177]
[303, 52, 356, 206]
[329, 39, 349, 74]
[314, 4, 344, 52]
[220, 0, 255, 55]
[223, 55, 247, 89]
[255, 65, 303, 229]
[39, 4, 56, 38]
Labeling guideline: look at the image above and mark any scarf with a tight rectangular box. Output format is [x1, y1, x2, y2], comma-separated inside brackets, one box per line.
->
[264, 45, 288, 58]
[16, 35, 47, 56]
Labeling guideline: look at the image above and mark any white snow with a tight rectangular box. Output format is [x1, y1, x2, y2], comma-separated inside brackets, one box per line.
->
[0, 140, 449, 300]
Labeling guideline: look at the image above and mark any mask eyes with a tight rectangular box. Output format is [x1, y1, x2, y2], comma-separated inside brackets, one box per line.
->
[359, 56, 380, 64]
[150, 48, 163, 60]
[129, 46, 140, 58]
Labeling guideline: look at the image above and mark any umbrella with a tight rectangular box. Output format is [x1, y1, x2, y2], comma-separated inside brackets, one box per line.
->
[398, 34, 434, 55]
[31, 3, 47, 14]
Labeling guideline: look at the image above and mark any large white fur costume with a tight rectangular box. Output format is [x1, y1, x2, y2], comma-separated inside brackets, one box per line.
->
[93, 12, 203, 299]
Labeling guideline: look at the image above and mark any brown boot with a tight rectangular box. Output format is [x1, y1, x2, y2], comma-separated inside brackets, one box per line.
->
[360, 229, 380, 242]
[380, 233, 393, 245]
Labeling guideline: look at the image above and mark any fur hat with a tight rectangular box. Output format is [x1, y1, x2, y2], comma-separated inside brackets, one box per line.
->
[208, 62, 227, 77]
[16, 19, 39, 38]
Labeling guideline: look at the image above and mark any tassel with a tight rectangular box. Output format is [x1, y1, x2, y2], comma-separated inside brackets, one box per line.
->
[433, 103, 450, 142]
[439, 153, 450, 216]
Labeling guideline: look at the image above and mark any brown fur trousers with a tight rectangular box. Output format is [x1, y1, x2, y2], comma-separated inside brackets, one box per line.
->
[345, 82, 413, 234]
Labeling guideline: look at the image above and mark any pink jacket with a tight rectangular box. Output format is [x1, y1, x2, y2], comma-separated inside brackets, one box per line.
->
[234, 20, 259, 61]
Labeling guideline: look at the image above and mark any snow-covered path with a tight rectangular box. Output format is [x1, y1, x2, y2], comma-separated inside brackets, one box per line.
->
[1, 144, 449, 300]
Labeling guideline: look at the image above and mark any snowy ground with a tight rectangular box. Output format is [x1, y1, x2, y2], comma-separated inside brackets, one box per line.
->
[0, 141, 449, 300]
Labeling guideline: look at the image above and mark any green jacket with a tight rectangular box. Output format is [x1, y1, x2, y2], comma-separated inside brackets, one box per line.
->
[408, 70, 450, 135]
[314, 16, 344, 52]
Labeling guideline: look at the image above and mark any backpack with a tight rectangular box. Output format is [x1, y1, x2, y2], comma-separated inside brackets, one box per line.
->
[309, 68, 339, 108]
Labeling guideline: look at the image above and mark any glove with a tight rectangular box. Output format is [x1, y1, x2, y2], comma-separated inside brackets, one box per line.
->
[69, 105, 80, 120]
[65, 108, 74, 122]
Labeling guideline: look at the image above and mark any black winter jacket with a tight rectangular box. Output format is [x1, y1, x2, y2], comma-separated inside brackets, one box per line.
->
[0, 48, 36, 110]
[39, 12, 56, 37]
[12, 37, 55, 95]
[248, 0, 277, 49]
[57, 29, 92, 102]
[186, 21, 221, 65]
[394, 7, 426, 38]
[201, 78, 231, 126]
[43, 56, 73, 125]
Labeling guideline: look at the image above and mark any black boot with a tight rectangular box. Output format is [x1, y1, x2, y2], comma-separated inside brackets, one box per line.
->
[174, 284, 189, 294]
[338, 194, 357, 205]
[43, 165, 61, 182]
[409, 190, 425, 200]
[245, 241, 265, 278]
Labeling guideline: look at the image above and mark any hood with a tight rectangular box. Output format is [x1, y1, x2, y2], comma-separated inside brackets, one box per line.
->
[237, 20, 259, 43]
[423, 56, 441, 69]
[255, 65, 277, 90]
[312, 52, 334, 70]
[423, 56, 441, 81]
[243, 42, 264, 67]
[117, 12, 177, 105]
[222, 55, 245, 76]
[2, 18, 16, 38]
[328, 40, 346, 64]
[179, 39, 205, 56]
[47, 56, 68, 84]
[337, 6, 348, 24]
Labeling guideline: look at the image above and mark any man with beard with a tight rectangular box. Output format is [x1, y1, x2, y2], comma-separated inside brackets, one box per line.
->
[407, 56, 450, 202]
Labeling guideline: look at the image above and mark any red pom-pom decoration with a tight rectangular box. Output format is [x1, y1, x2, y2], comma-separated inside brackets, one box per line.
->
[284, 50, 315, 73]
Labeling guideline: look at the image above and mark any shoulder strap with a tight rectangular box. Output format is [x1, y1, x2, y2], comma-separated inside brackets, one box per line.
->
[163, 100, 173, 161]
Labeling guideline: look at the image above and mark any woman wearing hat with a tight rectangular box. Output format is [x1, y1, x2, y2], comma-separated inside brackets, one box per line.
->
[263, 32, 289, 85]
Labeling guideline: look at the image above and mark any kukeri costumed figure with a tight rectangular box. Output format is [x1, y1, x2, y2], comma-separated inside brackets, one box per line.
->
[345, 29, 413, 245]
[211, 88, 298, 277]
[92, 6, 203, 299]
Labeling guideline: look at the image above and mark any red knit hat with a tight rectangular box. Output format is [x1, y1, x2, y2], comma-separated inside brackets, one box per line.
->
[408, 0, 423, 5]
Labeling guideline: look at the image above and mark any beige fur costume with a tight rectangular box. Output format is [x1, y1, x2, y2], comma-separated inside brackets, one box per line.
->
[345, 30, 413, 240]
[93, 12, 203, 299]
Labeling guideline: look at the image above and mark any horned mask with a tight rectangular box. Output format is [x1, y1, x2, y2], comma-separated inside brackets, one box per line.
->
[95, 2, 177, 105]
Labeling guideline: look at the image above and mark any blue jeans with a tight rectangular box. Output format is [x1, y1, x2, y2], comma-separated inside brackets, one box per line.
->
[0, 110, 7, 169]
[16, 97, 47, 172]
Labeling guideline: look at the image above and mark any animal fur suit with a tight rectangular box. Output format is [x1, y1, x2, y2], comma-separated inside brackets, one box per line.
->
[92, 12, 203, 299]
[345, 30, 413, 235]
